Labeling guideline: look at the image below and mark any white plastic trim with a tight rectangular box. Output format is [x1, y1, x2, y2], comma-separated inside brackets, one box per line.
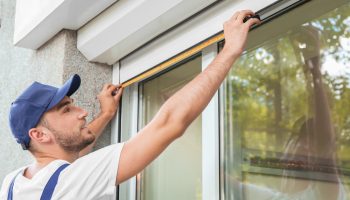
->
[77, 0, 217, 64]
[118, 83, 139, 200]
[202, 44, 220, 200]
[13, 0, 117, 49]
[111, 62, 120, 144]
[119, 0, 278, 83]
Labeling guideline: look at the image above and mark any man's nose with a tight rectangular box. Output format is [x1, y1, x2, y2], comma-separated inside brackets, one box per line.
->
[78, 108, 88, 119]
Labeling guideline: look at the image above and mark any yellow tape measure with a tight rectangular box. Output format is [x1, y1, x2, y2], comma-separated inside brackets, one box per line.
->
[121, 33, 224, 88]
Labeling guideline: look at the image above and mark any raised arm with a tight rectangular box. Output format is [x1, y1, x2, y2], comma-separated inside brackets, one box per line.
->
[116, 10, 260, 184]
[79, 84, 123, 157]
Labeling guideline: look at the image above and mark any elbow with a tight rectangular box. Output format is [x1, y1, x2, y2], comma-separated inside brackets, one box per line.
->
[156, 108, 188, 140]
[166, 113, 190, 140]
[170, 122, 187, 139]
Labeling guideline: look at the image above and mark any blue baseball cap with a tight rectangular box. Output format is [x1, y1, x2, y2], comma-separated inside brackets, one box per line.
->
[9, 74, 81, 150]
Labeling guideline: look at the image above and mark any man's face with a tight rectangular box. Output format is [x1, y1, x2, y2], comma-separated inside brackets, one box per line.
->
[40, 96, 95, 152]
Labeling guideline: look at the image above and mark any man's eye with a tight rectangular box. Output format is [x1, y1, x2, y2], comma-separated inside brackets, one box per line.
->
[63, 107, 70, 113]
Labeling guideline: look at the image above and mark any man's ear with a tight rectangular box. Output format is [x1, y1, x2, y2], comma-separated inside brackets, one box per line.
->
[28, 127, 51, 144]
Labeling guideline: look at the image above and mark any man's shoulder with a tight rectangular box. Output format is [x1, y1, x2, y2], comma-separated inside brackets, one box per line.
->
[67, 143, 124, 169]
[0, 167, 26, 195]
[3, 167, 25, 182]
[78, 143, 124, 159]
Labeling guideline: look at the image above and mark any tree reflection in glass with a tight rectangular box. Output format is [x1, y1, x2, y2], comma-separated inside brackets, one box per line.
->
[222, 2, 350, 199]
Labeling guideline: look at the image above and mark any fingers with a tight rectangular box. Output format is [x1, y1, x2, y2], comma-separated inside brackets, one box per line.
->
[102, 83, 111, 91]
[111, 86, 122, 96]
[244, 17, 261, 29]
[113, 87, 123, 100]
[103, 83, 122, 95]
[230, 11, 240, 21]
[236, 10, 255, 23]
[230, 10, 261, 30]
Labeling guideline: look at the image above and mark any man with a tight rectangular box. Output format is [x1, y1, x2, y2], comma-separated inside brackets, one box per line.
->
[0, 10, 260, 199]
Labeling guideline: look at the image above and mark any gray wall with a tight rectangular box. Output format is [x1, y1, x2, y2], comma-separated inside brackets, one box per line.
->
[0, 0, 113, 184]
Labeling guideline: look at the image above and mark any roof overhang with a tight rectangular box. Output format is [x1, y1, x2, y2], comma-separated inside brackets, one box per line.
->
[14, 0, 118, 49]
[77, 0, 218, 65]
[13, 0, 219, 65]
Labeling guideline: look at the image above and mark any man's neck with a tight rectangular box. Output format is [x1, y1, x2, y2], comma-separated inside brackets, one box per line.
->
[24, 151, 79, 179]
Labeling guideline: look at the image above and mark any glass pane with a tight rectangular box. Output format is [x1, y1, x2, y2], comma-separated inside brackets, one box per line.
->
[221, 1, 350, 199]
[140, 56, 202, 200]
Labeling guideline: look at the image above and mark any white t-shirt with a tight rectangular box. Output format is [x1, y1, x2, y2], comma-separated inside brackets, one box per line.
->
[0, 143, 124, 200]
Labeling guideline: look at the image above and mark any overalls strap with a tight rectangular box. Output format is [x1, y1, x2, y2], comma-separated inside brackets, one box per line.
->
[7, 163, 69, 200]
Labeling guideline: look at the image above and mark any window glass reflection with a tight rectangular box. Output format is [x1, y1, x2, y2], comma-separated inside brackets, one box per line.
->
[140, 56, 202, 200]
[222, 1, 350, 199]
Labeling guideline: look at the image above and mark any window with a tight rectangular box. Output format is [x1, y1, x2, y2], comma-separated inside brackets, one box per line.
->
[138, 56, 202, 200]
[221, 0, 350, 199]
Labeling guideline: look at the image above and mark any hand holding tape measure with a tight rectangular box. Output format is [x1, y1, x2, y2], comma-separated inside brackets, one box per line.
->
[243, 14, 261, 23]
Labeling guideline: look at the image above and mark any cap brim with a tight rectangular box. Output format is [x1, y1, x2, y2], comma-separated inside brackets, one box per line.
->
[47, 74, 81, 110]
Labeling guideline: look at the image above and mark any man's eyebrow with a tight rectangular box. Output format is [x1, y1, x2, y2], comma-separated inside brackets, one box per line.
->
[56, 100, 72, 111]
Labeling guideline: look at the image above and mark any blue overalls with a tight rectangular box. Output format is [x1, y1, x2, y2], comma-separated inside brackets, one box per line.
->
[7, 164, 69, 200]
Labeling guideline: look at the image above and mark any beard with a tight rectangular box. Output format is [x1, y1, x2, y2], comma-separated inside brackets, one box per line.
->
[39, 118, 95, 153]
[43, 124, 95, 152]
[53, 128, 95, 152]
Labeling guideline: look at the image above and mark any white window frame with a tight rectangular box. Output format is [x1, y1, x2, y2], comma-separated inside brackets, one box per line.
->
[115, 82, 139, 200]
[202, 44, 220, 200]
[112, 1, 310, 200]
[116, 45, 220, 200]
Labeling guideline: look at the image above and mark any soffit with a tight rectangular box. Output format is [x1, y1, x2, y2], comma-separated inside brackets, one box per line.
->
[14, 0, 118, 49]
[77, 0, 218, 65]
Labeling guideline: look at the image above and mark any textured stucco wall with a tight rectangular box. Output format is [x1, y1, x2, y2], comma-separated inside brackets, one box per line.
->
[0, 0, 112, 185]
[62, 30, 112, 150]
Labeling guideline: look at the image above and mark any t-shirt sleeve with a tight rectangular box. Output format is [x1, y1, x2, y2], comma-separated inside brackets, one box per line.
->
[54, 143, 125, 199]
[0, 169, 23, 200]
[0, 175, 10, 199]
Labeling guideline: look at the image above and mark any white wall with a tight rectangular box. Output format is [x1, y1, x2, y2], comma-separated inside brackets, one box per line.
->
[119, 0, 278, 83]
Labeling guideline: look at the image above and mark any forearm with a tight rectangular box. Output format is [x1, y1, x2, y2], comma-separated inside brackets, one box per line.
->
[79, 112, 114, 156]
[116, 53, 238, 182]
[136, 11, 258, 141]
[88, 112, 114, 137]
[309, 58, 336, 158]
[116, 11, 259, 184]
[160, 48, 239, 133]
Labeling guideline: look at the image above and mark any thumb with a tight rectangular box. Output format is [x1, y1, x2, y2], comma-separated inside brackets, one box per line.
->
[113, 87, 123, 100]
[244, 18, 261, 29]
